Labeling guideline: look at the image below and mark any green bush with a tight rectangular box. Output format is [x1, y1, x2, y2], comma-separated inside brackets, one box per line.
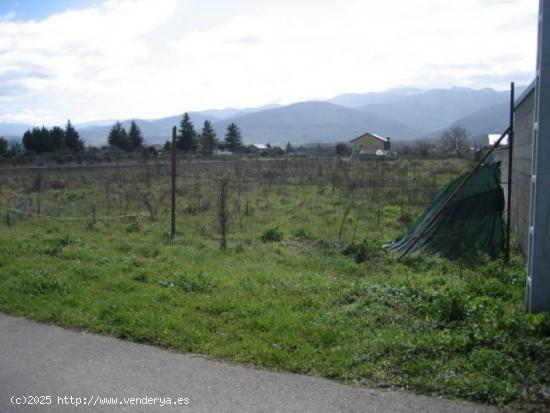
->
[292, 227, 313, 239]
[132, 272, 149, 283]
[43, 236, 74, 256]
[125, 220, 141, 233]
[261, 227, 284, 242]
[527, 313, 550, 337]
[426, 289, 467, 323]
[341, 238, 383, 263]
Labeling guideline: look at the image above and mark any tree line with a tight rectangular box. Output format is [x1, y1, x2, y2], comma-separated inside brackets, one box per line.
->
[21, 120, 84, 153]
[0, 137, 9, 157]
[12, 113, 245, 156]
[106, 114, 243, 154]
[167, 113, 243, 154]
[107, 120, 144, 152]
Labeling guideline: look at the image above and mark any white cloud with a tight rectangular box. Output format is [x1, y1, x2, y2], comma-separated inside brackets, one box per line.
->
[0, 0, 539, 125]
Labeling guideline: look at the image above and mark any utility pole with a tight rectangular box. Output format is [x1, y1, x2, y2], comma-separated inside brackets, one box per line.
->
[170, 126, 177, 242]
[526, 0, 550, 313]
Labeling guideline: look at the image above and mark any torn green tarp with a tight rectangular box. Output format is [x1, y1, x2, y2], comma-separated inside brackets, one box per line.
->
[384, 161, 505, 259]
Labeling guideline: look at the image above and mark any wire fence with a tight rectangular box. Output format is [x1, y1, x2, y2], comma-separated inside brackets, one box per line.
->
[0, 206, 148, 221]
[0, 158, 481, 235]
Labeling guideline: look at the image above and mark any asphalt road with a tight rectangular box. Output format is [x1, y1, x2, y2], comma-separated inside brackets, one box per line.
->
[0, 313, 497, 413]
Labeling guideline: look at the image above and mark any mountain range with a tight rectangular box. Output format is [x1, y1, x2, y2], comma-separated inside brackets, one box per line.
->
[0, 86, 520, 147]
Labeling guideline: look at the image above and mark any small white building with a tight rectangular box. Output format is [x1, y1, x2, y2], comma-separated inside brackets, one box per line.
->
[251, 143, 268, 150]
[214, 149, 233, 156]
[488, 133, 509, 146]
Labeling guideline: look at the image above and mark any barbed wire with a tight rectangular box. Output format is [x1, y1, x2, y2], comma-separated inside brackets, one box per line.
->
[0, 206, 148, 221]
[175, 173, 508, 190]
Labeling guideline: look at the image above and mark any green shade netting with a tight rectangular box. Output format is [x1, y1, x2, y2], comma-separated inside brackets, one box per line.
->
[384, 161, 505, 259]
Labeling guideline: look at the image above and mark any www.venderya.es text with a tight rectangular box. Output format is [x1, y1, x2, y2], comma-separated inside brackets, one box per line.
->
[10, 395, 190, 407]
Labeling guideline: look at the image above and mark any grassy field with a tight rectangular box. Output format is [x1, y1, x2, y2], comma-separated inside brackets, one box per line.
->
[0, 158, 549, 411]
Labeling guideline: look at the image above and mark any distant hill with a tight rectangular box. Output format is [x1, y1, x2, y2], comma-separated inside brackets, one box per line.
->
[199, 104, 281, 120]
[356, 87, 516, 133]
[328, 87, 423, 108]
[431, 103, 509, 139]
[77, 119, 118, 128]
[0, 86, 525, 146]
[212, 101, 419, 146]
[0, 122, 33, 138]
[77, 103, 418, 147]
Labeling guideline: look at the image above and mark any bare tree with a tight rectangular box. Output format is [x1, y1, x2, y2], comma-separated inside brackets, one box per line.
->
[414, 139, 435, 158]
[335, 143, 350, 157]
[440, 125, 469, 158]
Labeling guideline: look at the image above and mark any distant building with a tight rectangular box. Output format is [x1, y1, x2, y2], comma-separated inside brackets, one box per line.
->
[214, 149, 232, 156]
[350, 132, 395, 160]
[487, 133, 509, 146]
[249, 143, 268, 153]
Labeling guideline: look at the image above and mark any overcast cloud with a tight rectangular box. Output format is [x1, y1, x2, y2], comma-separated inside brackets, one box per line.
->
[0, 0, 538, 125]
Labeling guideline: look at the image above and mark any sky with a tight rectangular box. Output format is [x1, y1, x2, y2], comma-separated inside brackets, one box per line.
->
[0, 0, 539, 125]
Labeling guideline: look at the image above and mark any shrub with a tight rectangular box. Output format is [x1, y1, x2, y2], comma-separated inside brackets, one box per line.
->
[293, 227, 313, 240]
[132, 273, 149, 283]
[43, 236, 74, 256]
[125, 220, 141, 233]
[341, 238, 383, 263]
[261, 227, 284, 242]
[425, 289, 467, 323]
[527, 313, 550, 337]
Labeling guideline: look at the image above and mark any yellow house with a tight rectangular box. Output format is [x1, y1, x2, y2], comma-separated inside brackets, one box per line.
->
[350, 132, 390, 154]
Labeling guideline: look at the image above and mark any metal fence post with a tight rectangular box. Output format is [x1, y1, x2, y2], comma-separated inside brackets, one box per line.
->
[526, 0, 550, 313]
[170, 126, 177, 241]
[505, 82, 515, 263]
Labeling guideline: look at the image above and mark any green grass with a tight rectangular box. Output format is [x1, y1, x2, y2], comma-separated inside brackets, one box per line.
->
[0, 159, 549, 411]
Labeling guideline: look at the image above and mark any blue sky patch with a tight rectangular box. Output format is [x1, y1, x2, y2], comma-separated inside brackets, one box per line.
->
[0, 0, 99, 22]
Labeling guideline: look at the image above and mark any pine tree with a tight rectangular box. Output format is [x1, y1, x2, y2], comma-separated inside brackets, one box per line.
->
[64, 120, 84, 152]
[285, 142, 294, 153]
[177, 113, 197, 152]
[39, 126, 53, 152]
[199, 120, 218, 154]
[224, 122, 242, 152]
[108, 122, 130, 151]
[22, 127, 50, 153]
[0, 137, 8, 156]
[128, 120, 144, 150]
[22, 130, 33, 152]
[9, 142, 23, 156]
[50, 126, 65, 150]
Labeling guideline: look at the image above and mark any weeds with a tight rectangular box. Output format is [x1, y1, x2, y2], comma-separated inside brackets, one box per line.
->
[42, 236, 74, 256]
[293, 227, 314, 240]
[261, 227, 284, 242]
[174, 272, 215, 293]
[341, 238, 384, 263]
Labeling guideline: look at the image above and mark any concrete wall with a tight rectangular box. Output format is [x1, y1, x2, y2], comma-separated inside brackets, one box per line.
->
[493, 85, 535, 253]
